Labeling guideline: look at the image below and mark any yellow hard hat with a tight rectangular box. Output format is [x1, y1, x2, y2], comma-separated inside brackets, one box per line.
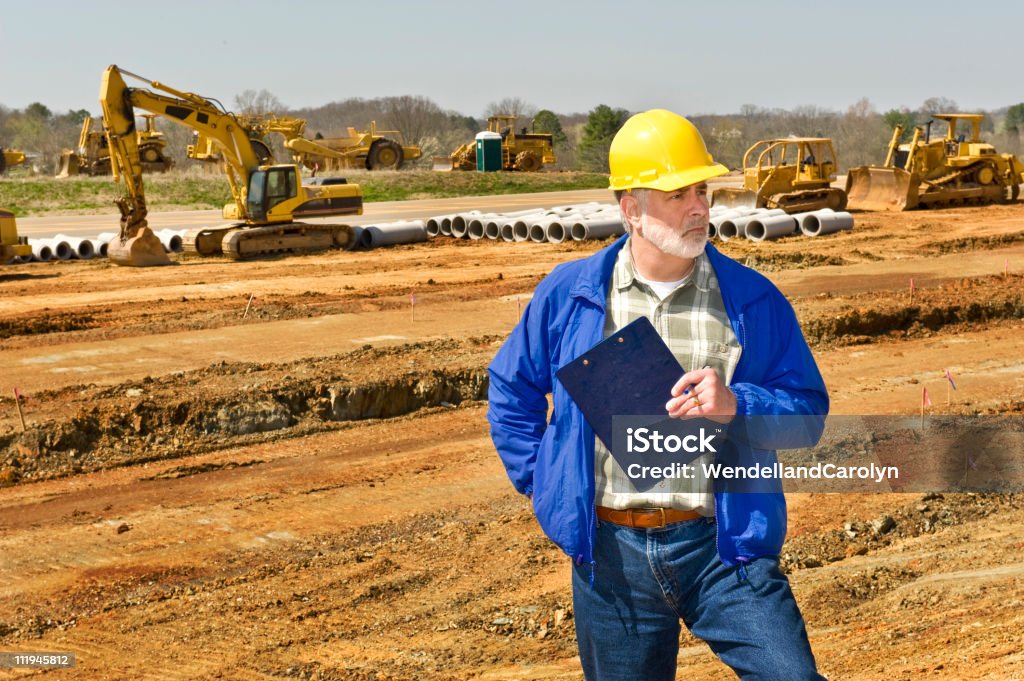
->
[608, 109, 728, 192]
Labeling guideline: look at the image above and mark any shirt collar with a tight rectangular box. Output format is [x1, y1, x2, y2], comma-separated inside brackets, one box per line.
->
[614, 236, 712, 294]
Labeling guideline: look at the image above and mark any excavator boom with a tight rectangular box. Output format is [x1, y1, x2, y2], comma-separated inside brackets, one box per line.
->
[99, 65, 362, 266]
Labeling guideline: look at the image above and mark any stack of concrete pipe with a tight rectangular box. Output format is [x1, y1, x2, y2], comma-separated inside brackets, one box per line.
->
[709, 205, 854, 242]
[428, 203, 625, 244]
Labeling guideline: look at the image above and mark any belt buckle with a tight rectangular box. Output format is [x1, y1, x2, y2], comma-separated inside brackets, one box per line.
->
[640, 507, 667, 528]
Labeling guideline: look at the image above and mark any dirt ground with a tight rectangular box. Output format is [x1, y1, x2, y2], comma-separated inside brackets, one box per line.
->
[1, 199, 1023, 680]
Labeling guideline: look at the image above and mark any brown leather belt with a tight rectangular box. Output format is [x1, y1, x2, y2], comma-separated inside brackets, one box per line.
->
[596, 506, 703, 529]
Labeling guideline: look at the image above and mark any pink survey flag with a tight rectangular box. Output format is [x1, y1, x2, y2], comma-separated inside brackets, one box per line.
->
[943, 369, 957, 391]
[922, 386, 932, 408]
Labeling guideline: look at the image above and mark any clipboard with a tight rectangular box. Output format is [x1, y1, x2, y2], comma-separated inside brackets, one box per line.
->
[557, 316, 715, 492]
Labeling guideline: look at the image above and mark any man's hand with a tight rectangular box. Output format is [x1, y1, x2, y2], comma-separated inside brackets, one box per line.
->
[665, 367, 737, 424]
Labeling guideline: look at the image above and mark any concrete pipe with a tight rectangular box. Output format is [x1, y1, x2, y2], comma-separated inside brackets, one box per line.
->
[745, 215, 798, 242]
[483, 218, 501, 240]
[799, 210, 854, 237]
[528, 224, 548, 243]
[88, 239, 109, 257]
[27, 239, 54, 262]
[54, 234, 96, 259]
[43, 238, 74, 260]
[707, 222, 718, 241]
[439, 216, 455, 237]
[153, 229, 185, 253]
[508, 212, 546, 242]
[467, 214, 499, 240]
[513, 218, 533, 242]
[500, 222, 516, 242]
[450, 211, 483, 239]
[500, 207, 554, 218]
[545, 220, 569, 244]
[426, 214, 455, 237]
[570, 217, 626, 241]
[345, 226, 365, 250]
[550, 202, 608, 215]
[360, 221, 428, 249]
[717, 215, 763, 242]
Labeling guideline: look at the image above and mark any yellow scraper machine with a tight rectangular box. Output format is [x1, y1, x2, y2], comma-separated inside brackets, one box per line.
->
[846, 114, 1024, 211]
[711, 138, 847, 213]
[98, 64, 363, 267]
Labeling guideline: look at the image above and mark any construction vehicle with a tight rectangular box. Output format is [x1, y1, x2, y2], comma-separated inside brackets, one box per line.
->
[433, 115, 556, 172]
[1, 210, 32, 263]
[56, 115, 174, 177]
[711, 138, 846, 213]
[846, 114, 1024, 211]
[190, 115, 421, 171]
[99, 64, 362, 267]
[1, 148, 28, 174]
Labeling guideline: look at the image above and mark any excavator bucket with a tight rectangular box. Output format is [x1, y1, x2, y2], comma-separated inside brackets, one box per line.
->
[845, 167, 919, 211]
[432, 155, 455, 171]
[710, 188, 758, 211]
[55, 151, 82, 178]
[106, 227, 172, 267]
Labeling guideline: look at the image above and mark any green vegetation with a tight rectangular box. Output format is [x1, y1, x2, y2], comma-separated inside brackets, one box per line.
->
[0, 170, 609, 217]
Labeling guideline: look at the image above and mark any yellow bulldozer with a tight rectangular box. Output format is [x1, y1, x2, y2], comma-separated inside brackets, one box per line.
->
[189, 115, 421, 171]
[56, 114, 173, 177]
[434, 115, 556, 171]
[1, 148, 28, 174]
[99, 65, 362, 266]
[1, 209, 32, 263]
[711, 138, 847, 213]
[846, 114, 1024, 211]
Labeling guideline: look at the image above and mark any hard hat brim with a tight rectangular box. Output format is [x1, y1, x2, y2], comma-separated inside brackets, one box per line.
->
[609, 162, 730, 192]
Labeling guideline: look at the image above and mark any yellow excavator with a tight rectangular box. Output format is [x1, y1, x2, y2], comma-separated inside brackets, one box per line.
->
[100, 64, 363, 266]
[846, 114, 1024, 211]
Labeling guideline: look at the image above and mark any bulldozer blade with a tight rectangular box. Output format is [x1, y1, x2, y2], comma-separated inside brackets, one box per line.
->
[431, 155, 455, 172]
[107, 227, 173, 267]
[55, 151, 81, 178]
[845, 167, 919, 211]
[711, 188, 758, 210]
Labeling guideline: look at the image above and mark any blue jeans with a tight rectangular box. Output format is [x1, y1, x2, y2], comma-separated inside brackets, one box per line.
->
[572, 517, 825, 681]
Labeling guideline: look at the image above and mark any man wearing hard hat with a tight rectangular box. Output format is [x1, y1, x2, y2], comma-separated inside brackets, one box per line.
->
[488, 109, 829, 679]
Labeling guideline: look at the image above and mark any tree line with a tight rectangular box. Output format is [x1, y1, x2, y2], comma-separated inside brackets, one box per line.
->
[2, 94, 1023, 175]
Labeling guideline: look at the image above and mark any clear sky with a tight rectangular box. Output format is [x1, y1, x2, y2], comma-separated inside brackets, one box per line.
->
[3, 0, 1022, 118]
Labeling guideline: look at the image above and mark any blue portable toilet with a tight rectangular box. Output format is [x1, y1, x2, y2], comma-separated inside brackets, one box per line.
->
[475, 131, 503, 172]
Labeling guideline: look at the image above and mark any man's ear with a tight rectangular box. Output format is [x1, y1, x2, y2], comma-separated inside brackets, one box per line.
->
[619, 193, 642, 232]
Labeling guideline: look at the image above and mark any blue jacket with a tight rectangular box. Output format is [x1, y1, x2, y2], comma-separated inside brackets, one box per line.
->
[487, 236, 829, 568]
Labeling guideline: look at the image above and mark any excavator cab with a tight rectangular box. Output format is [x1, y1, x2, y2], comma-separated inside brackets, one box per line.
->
[245, 166, 298, 222]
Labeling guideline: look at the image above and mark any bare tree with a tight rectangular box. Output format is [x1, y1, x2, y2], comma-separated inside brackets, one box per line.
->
[919, 97, 959, 116]
[484, 97, 537, 122]
[234, 89, 285, 116]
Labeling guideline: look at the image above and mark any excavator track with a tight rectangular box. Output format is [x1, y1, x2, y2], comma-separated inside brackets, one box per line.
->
[221, 223, 353, 260]
[182, 226, 239, 256]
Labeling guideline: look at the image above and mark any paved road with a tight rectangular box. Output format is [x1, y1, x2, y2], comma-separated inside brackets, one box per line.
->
[13, 179, 743, 240]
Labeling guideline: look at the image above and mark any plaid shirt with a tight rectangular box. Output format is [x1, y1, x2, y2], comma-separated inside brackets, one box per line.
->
[594, 239, 743, 514]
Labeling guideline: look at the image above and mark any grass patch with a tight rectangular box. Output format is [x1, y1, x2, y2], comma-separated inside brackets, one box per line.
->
[0, 169, 609, 216]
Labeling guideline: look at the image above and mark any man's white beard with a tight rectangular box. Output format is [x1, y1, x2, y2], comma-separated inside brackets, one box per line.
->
[640, 217, 708, 259]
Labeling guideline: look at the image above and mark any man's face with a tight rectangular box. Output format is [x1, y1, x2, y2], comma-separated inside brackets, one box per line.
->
[636, 183, 710, 259]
